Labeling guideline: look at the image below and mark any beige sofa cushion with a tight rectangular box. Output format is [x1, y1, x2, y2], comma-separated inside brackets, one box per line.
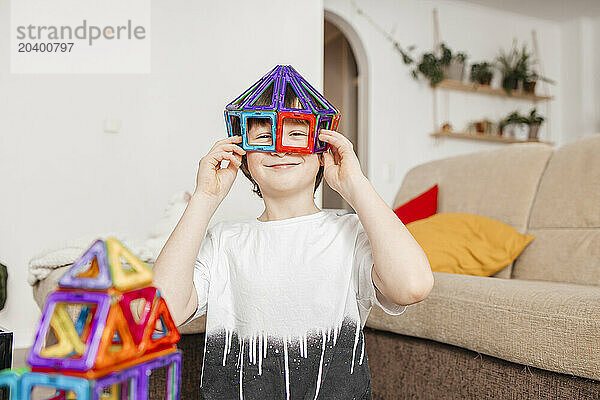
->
[366, 272, 600, 380]
[32, 267, 67, 310]
[392, 143, 553, 278]
[512, 134, 600, 285]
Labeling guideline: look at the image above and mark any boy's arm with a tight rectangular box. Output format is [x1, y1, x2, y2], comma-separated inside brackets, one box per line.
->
[152, 193, 216, 326]
[349, 175, 433, 306]
[152, 135, 245, 326]
[317, 130, 434, 307]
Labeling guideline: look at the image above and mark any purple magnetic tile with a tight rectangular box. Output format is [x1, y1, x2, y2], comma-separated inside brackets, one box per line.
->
[136, 352, 182, 400]
[278, 66, 314, 114]
[94, 365, 141, 400]
[28, 291, 111, 371]
[225, 110, 243, 138]
[59, 240, 112, 290]
[314, 114, 333, 152]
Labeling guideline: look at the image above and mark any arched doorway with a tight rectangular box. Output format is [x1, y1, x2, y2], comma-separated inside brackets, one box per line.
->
[323, 10, 369, 211]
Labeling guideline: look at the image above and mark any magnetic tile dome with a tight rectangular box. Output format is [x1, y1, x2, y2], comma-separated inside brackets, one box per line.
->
[224, 65, 341, 154]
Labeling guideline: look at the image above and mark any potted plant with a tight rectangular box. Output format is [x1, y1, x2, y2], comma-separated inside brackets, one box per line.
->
[523, 71, 538, 93]
[412, 52, 444, 86]
[470, 62, 494, 85]
[496, 41, 530, 94]
[526, 108, 545, 140]
[401, 43, 467, 86]
[440, 43, 467, 81]
[523, 70, 556, 94]
[500, 111, 529, 138]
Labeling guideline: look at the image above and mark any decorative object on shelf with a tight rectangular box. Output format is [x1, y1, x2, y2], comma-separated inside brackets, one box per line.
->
[469, 62, 494, 86]
[435, 79, 552, 101]
[496, 40, 555, 95]
[526, 108, 545, 140]
[350, 4, 555, 144]
[436, 106, 548, 144]
[499, 109, 545, 140]
[440, 43, 467, 81]
[496, 40, 527, 93]
[401, 42, 468, 86]
[430, 130, 553, 145]
[466, 119, 497, 136]
[500, 111, 529, 139]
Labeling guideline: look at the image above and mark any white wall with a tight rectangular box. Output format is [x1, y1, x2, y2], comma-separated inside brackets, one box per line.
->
[560, 17, 600, 139]
[0, 0, 324, 348]
[325, 0, 564, 206]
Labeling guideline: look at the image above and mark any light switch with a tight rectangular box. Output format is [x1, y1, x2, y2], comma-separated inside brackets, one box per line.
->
[103, 119, 121, 133]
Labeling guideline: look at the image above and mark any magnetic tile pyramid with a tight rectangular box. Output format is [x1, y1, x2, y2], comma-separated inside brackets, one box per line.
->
[0, 238, 182, 399]
[224, 65, 341, 153]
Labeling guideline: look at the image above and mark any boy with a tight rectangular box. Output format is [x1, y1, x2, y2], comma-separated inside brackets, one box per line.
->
[153, 95, 433, 399]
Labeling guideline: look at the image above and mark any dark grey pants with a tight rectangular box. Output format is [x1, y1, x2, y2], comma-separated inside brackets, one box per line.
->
[200, 317, 373, 399]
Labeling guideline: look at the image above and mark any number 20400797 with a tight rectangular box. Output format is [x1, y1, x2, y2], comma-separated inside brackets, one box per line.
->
[18, 42, 74, 52]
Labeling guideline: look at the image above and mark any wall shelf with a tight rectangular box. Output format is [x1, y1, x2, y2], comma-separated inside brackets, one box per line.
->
[434, 79, 553, 102]
[431, 130, 554, 145]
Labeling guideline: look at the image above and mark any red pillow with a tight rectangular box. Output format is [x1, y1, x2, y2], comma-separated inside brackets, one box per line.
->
[393, 185, 438, 224]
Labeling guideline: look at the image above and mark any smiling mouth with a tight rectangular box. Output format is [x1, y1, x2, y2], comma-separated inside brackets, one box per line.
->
[266, 163, 300, 168]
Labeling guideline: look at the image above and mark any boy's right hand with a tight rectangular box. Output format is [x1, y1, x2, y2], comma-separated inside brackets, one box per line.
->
[194, 136, 246, 207]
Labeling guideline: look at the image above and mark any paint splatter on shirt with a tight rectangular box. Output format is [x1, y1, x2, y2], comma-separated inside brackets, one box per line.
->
[183, 210, 407, 399]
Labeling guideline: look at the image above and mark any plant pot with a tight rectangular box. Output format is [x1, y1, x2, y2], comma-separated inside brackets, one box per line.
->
[502, 76, 519, 93]
[476, 74, 493, 86]
[475, 122, 485, 133]
[523, 80, 537, 93]
[528, 123, 540, 140]
[443, 60, 465, 82]
[505, 123, 529, 139]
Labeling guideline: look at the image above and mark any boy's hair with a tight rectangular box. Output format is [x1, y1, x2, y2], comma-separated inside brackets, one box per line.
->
[239, 88, 324, 198]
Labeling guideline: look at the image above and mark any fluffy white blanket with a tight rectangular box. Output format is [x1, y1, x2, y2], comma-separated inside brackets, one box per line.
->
[27, 191, 191, 286]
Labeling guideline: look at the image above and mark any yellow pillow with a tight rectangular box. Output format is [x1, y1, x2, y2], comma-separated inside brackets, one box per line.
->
[406, 212, 535, 276]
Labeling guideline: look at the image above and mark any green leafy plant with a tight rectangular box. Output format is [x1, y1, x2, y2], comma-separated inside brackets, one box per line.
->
[413, 52, 444, 85]
[526, 108, 545, 125]
[496, 40, 529, 94]
[497, 40, 556, 94]
[499, 109, 545, 136]
[523, 70, 556, 93]
[402, 42, 468, 86]
[470, 62, 494, 85]
[504, 111, 529, 125]
[439, 43, 466, 65]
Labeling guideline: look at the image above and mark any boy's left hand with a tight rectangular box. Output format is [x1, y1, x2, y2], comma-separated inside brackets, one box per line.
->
[318, 129, 368, 204]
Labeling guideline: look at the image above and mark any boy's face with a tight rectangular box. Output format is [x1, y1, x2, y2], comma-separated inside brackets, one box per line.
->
[246, 119, 320, 197]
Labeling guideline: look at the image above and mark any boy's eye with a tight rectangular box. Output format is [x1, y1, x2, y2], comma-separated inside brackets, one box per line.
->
[290, 131, 307, 136]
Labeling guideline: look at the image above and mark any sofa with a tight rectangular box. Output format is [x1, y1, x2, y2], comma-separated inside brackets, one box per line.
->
[31, 134, 600, 399]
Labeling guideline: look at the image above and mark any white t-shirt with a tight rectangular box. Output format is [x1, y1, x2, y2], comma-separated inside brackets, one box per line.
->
[186, 210, 407, 399]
